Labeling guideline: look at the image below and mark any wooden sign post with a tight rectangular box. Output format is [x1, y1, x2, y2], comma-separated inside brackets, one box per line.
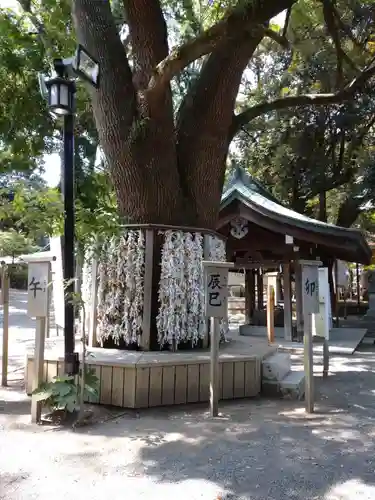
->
[266, 285, 275, 344]
[203, 260, 234, 418]
[301, 260, 321, 414]
[27, 262, 49, 424]
[1, 264, 10, 387]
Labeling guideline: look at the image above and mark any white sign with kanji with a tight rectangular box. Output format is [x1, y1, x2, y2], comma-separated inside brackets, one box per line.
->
[204, 266, 229, 318]
[27, 262, 49, 318]
[301, 262, 320, 315]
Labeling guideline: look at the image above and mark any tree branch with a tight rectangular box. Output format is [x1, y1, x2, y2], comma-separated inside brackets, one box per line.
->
[264, 28, 290, 48]
[149, 0, 296, 92]
[322, 0, 358, 89]
[71, 0, 136, 155]
[282, 7, 292, 38]
[230, 63, 375, 139]
[123, 0, 169, 89]
[16, 0, 55, 69]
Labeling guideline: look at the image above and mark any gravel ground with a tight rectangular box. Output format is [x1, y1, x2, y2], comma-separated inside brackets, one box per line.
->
[1, 292, 375, 499]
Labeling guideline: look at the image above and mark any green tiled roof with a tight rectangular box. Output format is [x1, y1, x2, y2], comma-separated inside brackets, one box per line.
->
[221, 166, 345, 231]
[222, 166, 280, 205]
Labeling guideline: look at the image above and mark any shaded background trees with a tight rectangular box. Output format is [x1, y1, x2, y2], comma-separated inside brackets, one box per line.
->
[1, 0, 375, 242]
[235, 0, 375, 228]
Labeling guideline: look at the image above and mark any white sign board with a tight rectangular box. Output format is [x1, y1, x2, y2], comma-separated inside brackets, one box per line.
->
[302, 263, 320, 315]
[27, 262, 49, 318]
[312, 268, 332, 339]
[50, 236, 64, 329]
[204, 266, 229, 318]
[334, 260, 350, 289]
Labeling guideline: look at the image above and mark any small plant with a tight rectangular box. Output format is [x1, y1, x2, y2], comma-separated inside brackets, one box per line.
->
[32, 367, 99, 414]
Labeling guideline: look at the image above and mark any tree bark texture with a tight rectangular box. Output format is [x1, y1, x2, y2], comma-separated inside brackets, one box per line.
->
[72, 0, 294, 229]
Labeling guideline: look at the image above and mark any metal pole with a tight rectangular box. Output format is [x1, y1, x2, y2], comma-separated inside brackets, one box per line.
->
[304, 312, 314, 413]
[63, 111, 78, 375]
[209, 317, 220, 417]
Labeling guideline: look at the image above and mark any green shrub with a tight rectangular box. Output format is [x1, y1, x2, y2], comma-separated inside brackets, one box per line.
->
[32, 367, 99, 413]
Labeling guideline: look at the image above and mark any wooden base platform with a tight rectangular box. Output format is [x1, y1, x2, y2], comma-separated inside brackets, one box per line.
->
[25, 336, 275, 409]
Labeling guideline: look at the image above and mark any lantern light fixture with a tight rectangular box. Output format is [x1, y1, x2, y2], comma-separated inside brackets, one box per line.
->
[37, 44, 100, 377]
[45, 59, 76, 116]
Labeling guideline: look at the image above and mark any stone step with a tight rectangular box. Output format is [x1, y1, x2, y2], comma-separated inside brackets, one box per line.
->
[262, 352, 291, 382]
[361, 337, 375, 345]
[262, 370, 305, 401]
[280, 370, 305, 400]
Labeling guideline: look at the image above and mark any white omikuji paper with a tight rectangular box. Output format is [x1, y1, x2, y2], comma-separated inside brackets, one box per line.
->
[27, 262, 49, 318]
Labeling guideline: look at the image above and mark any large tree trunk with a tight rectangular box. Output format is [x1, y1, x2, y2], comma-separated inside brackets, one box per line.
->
[71, 0, 295, 349]
[72, 0, 293, 229]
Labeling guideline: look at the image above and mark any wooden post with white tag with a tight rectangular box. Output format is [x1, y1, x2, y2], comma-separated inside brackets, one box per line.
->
[300, 259, 322, 414]
[27, 261, 49, 423]
[267, 285, 275, 344]
[1, 264, 10, 387]
[202, 260, 234, 418]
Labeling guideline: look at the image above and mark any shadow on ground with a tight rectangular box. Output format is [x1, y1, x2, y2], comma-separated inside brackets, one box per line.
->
[57, 350, 375, 499]
[2, 294, 375, 499]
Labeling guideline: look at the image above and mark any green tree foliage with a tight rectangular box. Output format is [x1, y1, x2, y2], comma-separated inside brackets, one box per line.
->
[0, 178, 63, 237]
[0, 229, 38, 257]
[0, 2, 118, 242]
[236, 0, 375, 226]
[2, 0, 375, 234]
[0, 10, 53, 175]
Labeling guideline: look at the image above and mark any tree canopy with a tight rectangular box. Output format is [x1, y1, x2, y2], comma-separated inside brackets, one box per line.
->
[235, 0, 375, 227]
[2, 0, 375, 234]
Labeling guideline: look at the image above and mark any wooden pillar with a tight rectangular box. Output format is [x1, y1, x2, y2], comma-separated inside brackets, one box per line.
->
[267, 285, 275, 343]
[295, 262, 304, 339]
[334, 259, 339, 327]
[245, 270, 255, 324]
[257, 270, 264, 310]
[31, 316, 46, 423]
[356, 263, 360, 307]
[140, 229, 154, 351]
[276, 275, 282, 304]
[202, 235, 211, 348]
[267, 272, 280, 305]
[251, 270, 256, 312]
[283, 263, 293, 341]
[254, 269, 259, 310]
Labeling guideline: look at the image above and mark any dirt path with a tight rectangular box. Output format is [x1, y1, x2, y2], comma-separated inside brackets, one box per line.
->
[1, 292, 375, 499]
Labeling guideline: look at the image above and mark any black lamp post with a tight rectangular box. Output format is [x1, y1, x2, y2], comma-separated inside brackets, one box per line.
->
[43, 46, 100, 376]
